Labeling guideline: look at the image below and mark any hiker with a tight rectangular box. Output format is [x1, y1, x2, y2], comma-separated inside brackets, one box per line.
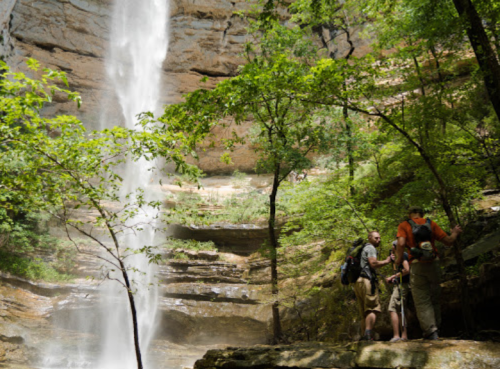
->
[288, 170, 297, 183]
[395, 206, 462, 340]
[354, 231, 392, 341]
[296, 169, 308, 182]
[386, 240, 410, 342]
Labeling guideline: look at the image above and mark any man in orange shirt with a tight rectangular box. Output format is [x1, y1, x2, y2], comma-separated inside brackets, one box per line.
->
[395, 206, 462, 340]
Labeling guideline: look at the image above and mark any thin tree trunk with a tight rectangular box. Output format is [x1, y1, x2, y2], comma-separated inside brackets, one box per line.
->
[120, 263, 143, 369]
[87, 194, 145, 369]
[374, 154, 383, 179]
[342, 24, 355, 196]
[412, 55, 427, 97]
[344, 103, 355, 196]
[452, 0, 500, 121]
[429, 45, 448, 134]
[269, 163, 282, 344]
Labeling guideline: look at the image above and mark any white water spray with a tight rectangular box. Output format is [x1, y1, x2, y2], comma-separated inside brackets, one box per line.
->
[97, 0, 170, 368]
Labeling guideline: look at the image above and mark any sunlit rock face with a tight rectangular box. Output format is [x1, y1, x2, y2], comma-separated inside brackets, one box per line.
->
[1, 0, 258, 172]
[1, 0, 370, 174]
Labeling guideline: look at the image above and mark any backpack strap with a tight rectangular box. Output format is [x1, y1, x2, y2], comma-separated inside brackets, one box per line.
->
[407, 218, 432, 230]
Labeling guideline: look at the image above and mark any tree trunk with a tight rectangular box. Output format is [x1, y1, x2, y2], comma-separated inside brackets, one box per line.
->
[481, 140, 500, 186]
[342, 22, 356, 196]
[452, 0, 500, 121]
[120, 261, 143, 369]
[344, 103, 355, 196]
[94, 203, 144, 369]
[269, 163, 282, 344]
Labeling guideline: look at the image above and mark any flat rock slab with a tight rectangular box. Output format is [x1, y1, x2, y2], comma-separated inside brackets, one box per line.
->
[168, 223, 276, 254]
[194, 340, 500, 369]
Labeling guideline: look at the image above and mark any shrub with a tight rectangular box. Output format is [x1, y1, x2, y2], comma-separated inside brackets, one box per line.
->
[0, 250, 73, 282]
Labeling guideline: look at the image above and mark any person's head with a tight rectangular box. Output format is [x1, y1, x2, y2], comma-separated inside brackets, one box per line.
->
[391, 240, 397, 254]
[368, 231, 381, 247]
[408, 205, 424, 219]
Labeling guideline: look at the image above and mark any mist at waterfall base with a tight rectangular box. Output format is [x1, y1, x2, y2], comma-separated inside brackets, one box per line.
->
[40, 1, 170, 368]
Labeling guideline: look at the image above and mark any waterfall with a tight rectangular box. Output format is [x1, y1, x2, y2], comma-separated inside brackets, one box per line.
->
[38, 1, 170, 368]
[97, 0, 170, 368]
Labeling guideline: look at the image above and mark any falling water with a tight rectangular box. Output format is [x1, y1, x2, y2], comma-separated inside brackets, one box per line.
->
[38, 1, 170, 368]
[97, 0, 170, 368]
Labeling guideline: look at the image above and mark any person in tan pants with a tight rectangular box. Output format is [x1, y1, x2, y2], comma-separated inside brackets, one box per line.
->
[354, 231, 392, 341]
[386, 241, 410, 342]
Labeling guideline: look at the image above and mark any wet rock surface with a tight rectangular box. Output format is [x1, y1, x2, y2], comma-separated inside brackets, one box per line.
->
[194, 340, 500, 369]
[156, 253, 273, 347]
[0, 237, 273, 368]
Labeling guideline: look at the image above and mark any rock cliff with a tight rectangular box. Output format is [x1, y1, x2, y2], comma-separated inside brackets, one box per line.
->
[1, 0, 258, 173]
[1, 0, 368, 174]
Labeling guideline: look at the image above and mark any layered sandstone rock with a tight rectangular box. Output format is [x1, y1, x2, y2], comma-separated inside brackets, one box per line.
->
[2, 0, 369, 173]
[1, 0, 258, 171]
[0, 247, 272, 368]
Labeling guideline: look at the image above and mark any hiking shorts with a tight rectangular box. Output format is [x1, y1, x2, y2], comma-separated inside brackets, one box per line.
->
[354, 276, 381, 315]
[388, 283, 409, 313]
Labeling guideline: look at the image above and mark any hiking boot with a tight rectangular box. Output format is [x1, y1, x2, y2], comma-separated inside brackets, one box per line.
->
[360, 330, 374, 341]
[425, 331, 439, 340]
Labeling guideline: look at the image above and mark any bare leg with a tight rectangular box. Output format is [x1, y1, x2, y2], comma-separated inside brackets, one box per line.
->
[365, 312, 377, 331]
[399, 313, 408, 339]
[390, 311, 400, 339]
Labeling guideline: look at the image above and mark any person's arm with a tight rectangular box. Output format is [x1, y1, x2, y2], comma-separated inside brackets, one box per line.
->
[440, 225, 463, 246]
[386, 259, 410, 283]
[368, 255, 392, 269]
[395, 236, 406, 266]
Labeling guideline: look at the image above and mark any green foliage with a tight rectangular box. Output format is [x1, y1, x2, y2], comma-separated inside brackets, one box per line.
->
[466, 252, 493, 277]
[163, 190, 271, 225]
[0, 59, 209, 273]
[162, 0, 499, 339]
[231, 170, 248, 189]
[52, 239, 78, 274]
[172, 252, 189, 260]
[281, 178, 371, 248]
[0, 209, 54, 252]
[164, 238, 217, 252]
[0, 204, 78, 281]
[0, 250, 73, 282]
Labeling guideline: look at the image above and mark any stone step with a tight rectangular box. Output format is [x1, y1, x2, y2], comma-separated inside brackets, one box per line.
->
[161, 283, 267, 304]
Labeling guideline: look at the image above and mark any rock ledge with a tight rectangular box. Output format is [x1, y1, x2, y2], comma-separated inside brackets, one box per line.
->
[194, 340, 500, 369]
